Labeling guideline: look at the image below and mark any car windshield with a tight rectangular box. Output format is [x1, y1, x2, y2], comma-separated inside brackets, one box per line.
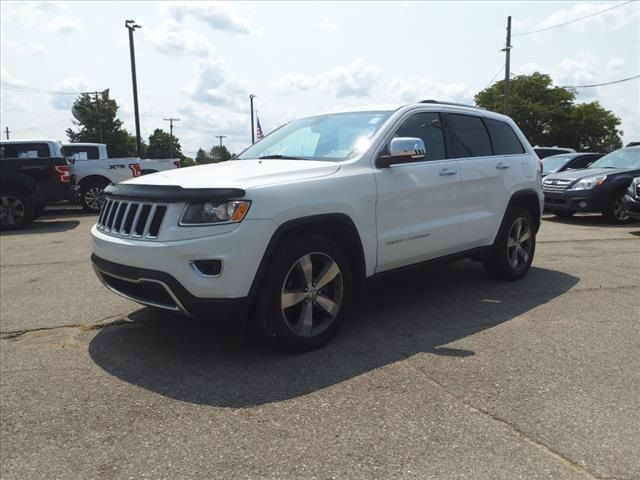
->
[588, 148, 640, 169]
[542, 155, 572, 172]
[237, 111, 392, 161]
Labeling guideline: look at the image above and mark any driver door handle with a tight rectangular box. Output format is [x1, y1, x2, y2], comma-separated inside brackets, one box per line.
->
[496, 162, 510, 170]
[439, 167, 458, 176]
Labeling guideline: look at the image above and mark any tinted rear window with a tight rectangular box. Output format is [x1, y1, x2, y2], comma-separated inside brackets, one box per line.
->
[62, 145, 100, 160]
[485, 118, 525, 155]
[446, 114, 492, 158]
[1, 143, 51, 159]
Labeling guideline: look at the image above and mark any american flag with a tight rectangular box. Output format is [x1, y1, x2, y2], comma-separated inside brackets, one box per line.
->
[256, 115, 264, 140]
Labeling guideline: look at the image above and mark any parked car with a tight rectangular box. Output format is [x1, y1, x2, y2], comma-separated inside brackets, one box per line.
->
[541, 152, 603, 178]
[622, 177, 640, 221]
[62, 143, 141, 213]
[0, 139, 73, 230]
[534, 146, 576, 159]
[90, 101, 543, 351]
[542, 145, 640, 223]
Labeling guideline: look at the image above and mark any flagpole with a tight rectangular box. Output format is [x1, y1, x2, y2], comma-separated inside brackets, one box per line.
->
[249, 94, 255, 144]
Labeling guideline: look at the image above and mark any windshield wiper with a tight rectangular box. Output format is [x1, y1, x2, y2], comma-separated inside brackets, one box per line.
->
[258, 154, 305, 160]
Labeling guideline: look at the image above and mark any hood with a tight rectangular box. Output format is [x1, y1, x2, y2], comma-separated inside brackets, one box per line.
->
[544, 167, 622, 182]
[122, 159, 340, 190]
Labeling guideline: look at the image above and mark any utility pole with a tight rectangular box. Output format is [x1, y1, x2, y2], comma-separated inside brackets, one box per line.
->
[249, 94, 256, 144]
[4, 127, 9, 140]
[502, 16, 512, 115]
[215, 135, 227, 148]
[93, 91, 103, 143]
[125, 20, 142, 158]
[163, 117, 180, 158]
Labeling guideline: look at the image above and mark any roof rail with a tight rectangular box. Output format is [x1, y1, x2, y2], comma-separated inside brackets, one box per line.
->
[419, 100, 486, 110]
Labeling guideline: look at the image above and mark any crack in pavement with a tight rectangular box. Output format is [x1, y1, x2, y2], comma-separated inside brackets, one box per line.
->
[404, 357, 600, 480]
[0, 314, 134, 340]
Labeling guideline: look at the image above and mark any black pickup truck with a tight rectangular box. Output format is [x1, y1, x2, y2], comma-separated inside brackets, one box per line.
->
[1, 140, 73, 230]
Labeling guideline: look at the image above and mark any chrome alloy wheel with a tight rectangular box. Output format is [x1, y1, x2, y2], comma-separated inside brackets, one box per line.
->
[0, 195, 26, 226]
[280, 252, 343, 337]
[612, 196, 630, 222]
[84, 187, 105, 211]
[507, 217, 533, 271]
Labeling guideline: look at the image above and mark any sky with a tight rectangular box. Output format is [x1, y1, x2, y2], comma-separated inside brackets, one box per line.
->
[1, 1, 639, 157]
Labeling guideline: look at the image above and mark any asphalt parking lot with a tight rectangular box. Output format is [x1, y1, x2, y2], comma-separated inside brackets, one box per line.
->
[1, 207, 639, 480]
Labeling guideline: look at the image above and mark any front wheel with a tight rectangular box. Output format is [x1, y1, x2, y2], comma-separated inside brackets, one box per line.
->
[603, 190, 631, 224]
[80, 179, 110, 213]
[255, 234, 352, 352]
[484, 207, 536, 281]
[0, 190, 34, 231]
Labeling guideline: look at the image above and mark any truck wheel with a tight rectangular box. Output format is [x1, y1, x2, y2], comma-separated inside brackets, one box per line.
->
[484, 207, 536, 281]
[255, 234, 352, 352]
[80, 179, 110, 213]
[603, 190, 630, 224]
[0, 190, 34, 231]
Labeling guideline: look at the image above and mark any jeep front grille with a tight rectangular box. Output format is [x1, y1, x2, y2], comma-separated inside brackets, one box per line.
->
[97, 199, 167, 238]
[542, 178, 572, 193]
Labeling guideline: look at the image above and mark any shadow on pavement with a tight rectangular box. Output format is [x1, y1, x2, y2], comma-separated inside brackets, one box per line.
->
[0, 219, 80, 235]
[89, 261, 579, 408]
[543, 213, 638, 228]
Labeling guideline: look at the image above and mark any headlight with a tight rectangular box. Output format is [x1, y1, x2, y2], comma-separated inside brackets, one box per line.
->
[568, 175, 607, 191]
[181, 200, 251, 225]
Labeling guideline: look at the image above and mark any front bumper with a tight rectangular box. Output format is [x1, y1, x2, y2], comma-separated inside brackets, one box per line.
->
[623, 194, 640, 220]
[92, 255, 248, 319]
[543, 189, 606, 213]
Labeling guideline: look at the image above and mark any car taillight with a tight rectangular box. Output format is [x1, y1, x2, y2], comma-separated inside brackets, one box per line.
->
[174, 160, 181, 168]
[54, 165, 70, 183]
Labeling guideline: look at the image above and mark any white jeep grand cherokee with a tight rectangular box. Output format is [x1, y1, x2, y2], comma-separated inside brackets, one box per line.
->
[91, 101, 543, 351]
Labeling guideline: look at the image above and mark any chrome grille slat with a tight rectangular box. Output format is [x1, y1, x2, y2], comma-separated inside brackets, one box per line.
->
[542, 178, 572, 193]
[96, 199, 168, 239]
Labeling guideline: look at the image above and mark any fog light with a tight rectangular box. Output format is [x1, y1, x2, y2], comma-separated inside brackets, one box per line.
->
[578, 201, 587, 208]
[191, 260, 223, 277]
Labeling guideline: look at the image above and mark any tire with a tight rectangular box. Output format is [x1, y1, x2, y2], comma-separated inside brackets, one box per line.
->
[552, 209, 575, 218]
[484, 207, 536, 281]
[254, 234, 352, 352]
[0, 190, 34, 231]
[603, 189, 631, 224]
[80, 179, 110, 213]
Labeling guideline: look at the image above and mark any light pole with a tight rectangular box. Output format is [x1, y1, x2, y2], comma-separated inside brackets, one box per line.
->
[215, 135, 227, 148]
[249, 94, 256, 144]
[163, 117, 180, 158]
[125, 20, 142, 157]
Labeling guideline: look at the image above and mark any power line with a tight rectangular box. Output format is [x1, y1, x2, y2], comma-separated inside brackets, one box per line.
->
[559, 74, 640, 88]
[484, 65, 505, 90]
[513, 0, 635, 37]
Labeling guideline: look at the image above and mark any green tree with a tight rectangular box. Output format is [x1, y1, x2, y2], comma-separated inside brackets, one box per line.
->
[210, 145, 232, 163]
[146, 128, 182, 159]
[195, 148, 210, 164]
[180, 155, 195, 167]
[66, 92, 140, 157]
[474, 72, 622, 151]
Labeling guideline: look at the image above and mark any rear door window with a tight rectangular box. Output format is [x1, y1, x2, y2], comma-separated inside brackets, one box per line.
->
[484, 118, 525, 155]
[61, 146, 100, 160]
[444, 114, 492, 158]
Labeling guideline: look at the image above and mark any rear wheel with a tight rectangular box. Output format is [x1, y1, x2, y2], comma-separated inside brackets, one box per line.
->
[255, 234, 352, 352]
[603, 190, 631, 224]
[80, 179, 110, 213]
[484, 207, 536, 281]
[0, 190, 34, 231]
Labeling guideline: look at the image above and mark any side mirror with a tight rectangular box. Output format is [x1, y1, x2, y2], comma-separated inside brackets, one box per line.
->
[377, 137, 426, 168]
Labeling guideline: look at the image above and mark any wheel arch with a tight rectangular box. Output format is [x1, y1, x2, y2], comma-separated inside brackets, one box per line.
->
[78, 175, 111, 189]
[248, 213, 367, 302]
[505, 189, 542, 233]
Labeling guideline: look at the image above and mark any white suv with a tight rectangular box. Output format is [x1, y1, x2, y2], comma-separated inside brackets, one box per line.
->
[91, 101, 543, 351]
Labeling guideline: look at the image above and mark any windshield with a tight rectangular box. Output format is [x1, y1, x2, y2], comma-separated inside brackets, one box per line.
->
[542, 155, 572, 173]
[237, 111, 392, 161]
[588, 148, 640, 169]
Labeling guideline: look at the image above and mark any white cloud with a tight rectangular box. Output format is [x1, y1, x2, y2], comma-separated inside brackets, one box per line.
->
[2, 39, 47, 56]
[144, 20, 214, 57]
[274, 60, 380, 98]
[186, 59, 250, 108]
[386, 78, 475, 105]
[46, 15, 81, 35]
[309, 17, 338, 32]
[165, 1, 252, 34]
[538, 1, 639, 32]
[50, 77, 91, 110]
